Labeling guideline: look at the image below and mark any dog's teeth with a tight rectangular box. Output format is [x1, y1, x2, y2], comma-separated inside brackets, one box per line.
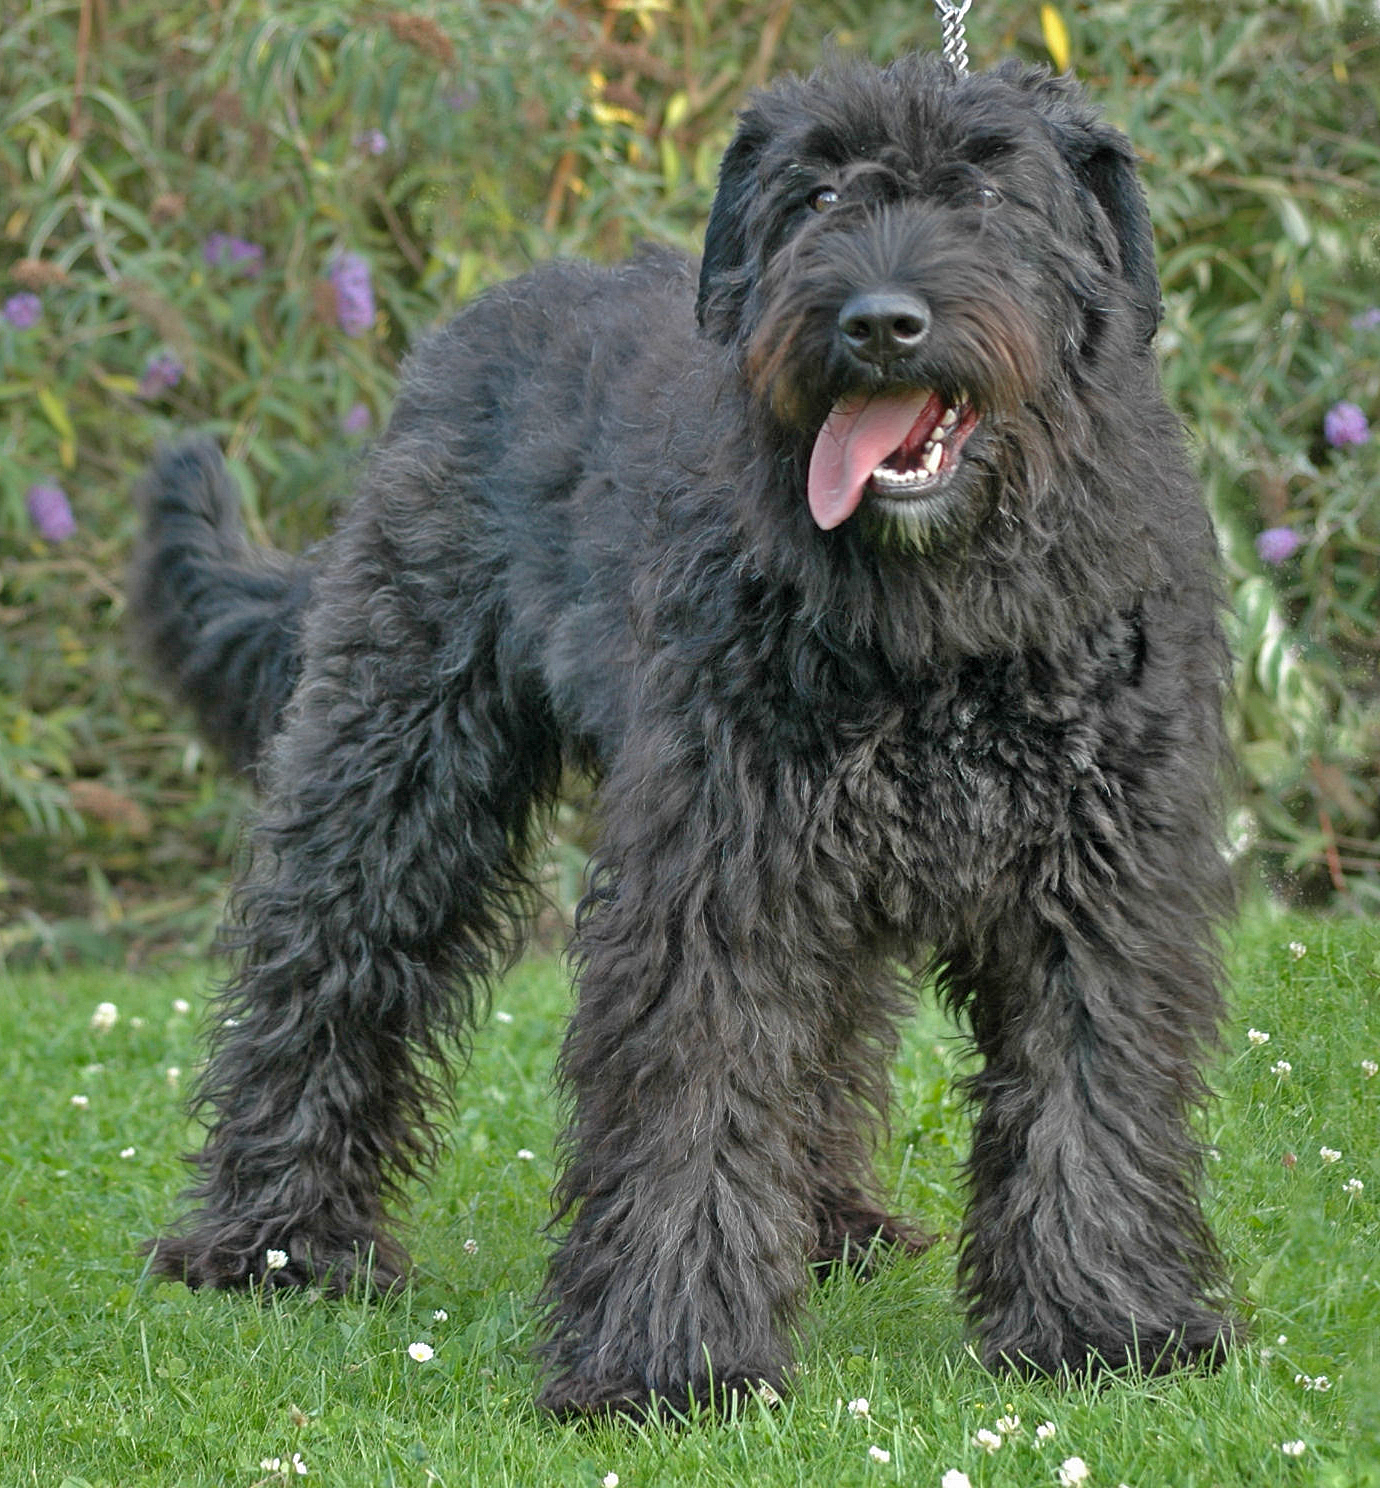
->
[939, 406, 959, 430]
[872, 465, 928, 490]
[923, 441, 944, 474]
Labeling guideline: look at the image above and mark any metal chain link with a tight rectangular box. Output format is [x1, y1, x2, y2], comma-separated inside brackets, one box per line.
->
[932, 0, 973, 76]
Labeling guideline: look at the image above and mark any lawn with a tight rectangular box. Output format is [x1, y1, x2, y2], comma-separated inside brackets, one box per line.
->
[1, 907, 1376, 1486]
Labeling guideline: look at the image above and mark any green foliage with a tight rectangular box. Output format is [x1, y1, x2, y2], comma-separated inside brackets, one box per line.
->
[1, 0, 1378, 959]
[1090, 1, 1380, 907]
[2, 912, 1378, 1482]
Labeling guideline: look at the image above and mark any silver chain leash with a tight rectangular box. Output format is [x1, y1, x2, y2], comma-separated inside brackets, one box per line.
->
[932, 0, 973, 76]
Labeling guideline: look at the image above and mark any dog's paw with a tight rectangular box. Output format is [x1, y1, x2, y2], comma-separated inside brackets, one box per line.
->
[1125, 1314, 1237, 1377]
[142, 1225, 405, 1297]
[809, 1204, 934, 1276]
[987, 1312, 1237, 1380]
[538, 1368, 784, 1422]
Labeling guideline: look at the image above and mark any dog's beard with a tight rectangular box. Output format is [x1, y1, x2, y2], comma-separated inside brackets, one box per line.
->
[862, 488, 964, 552]
[856, 453, 992, 553]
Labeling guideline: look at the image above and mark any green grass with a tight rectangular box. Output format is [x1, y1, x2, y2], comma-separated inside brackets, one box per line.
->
[1, 907, 1377, 1486]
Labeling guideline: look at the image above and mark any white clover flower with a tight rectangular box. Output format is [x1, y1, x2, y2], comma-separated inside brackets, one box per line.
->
[1280, 1441, 1306, 1457]
[516, 1148, 535, 1161]
[70, 1094, 89, 1108]
[291, 1455, 307, 1477]
[1271, 1060, 1292, 1078]
[90, 1001, 119, 1033]
[1247, 1028, 1270, 1047]
[975, 1427, 1003, 1452]
[1059, 1457, 1090, 1487]
[494, 1010, 514, 1024]
[408, 1342, 434, 1362]
[867, 1445, 890, 1464]
[120, 1147, 136, 1159]
[1288, 941, 1307, 960]
[1362, 1059, 1378, 1079]
[265, 1249, 288, 1271]
[941, 1471, 972, 1488]
[130, 1016, 146, 1030]
[463, 1238, 479, 1255]
[602, 1475, 619, 1488]
[165, 1066, 181, 1087]
[433, 1309, 449, 1322]
[1344, 1178, 1364, 1197]
[847, 1397, 870, 1417]
[1277, 1334, 1288, 1345]
[1320, 1147, 1341, 1165]
[996, 1413, 1021, 1435]
[172, 998, 191, 1015]
[1036, 1421, 1058, 1442]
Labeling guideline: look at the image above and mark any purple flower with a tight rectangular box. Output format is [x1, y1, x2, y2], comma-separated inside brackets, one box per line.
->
[137, 351, 184, 398]
[203, 232, 265, 277]
[329, 252, 375, 337]
[26, 483, 75, 541]
[4, 292, 42, 329]
[1350, 307, 1380, 331]
[443, 85, 478, 113]
[1256, 526, 1302, 565]
[342, 402, 371, 434]
[354, 129, 389, 156]
[1323, 400, 1370, 447]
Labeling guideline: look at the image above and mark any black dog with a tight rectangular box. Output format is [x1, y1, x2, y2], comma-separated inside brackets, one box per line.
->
[131, 53, 1235, 1416]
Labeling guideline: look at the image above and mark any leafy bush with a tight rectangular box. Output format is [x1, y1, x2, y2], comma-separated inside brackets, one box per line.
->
[2, 0, 1377, 962]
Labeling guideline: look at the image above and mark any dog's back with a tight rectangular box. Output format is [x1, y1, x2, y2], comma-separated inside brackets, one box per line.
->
[130, 246, 699, 774]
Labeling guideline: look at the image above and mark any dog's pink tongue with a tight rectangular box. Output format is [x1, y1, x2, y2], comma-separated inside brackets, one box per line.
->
[807, 391, 931, 530]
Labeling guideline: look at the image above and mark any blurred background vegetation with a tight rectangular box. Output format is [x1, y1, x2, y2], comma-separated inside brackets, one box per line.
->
[1, 0, 1377, 965]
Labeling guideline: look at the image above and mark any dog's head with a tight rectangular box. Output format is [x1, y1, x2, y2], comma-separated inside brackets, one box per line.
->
[695, 55, 1163, 550]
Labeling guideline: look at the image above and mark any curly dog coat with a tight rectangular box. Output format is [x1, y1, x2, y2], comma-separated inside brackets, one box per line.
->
[131, 53, 1235, 1416]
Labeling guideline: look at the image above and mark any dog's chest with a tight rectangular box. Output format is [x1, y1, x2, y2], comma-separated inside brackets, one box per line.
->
[812, 660, 1114, 923]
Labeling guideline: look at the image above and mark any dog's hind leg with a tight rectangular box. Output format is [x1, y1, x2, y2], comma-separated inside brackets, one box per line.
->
[804, 991, 934, 1274]
[145, 470, 561, 1294]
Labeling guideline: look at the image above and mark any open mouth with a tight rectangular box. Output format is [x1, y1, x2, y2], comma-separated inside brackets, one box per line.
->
[807, 389, 979, 530]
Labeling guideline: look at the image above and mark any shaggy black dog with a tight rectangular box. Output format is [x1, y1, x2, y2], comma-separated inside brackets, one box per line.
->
[131, 53, 1235, 1416]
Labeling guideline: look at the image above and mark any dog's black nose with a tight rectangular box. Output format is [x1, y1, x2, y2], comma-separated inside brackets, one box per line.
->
[838, 291, 931, 364]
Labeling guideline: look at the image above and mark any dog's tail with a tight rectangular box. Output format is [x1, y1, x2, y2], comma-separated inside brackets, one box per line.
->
[128, 436, 314, 775]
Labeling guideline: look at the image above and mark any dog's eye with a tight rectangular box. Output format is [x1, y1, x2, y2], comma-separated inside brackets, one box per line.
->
[808, 186, 840, 211]
[973, 185, 1002, 207]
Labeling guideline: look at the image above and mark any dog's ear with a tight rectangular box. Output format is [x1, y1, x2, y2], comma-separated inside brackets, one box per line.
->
[696, 115, 769, 342]
[998, 65, 1162, 343]
[1067, 127, 1162, 344]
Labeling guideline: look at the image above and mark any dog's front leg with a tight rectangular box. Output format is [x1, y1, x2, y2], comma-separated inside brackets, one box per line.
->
[535, 725, 879, 1418]
[944, 906, 1236, 1377]
[537, 910, 815, 1415]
